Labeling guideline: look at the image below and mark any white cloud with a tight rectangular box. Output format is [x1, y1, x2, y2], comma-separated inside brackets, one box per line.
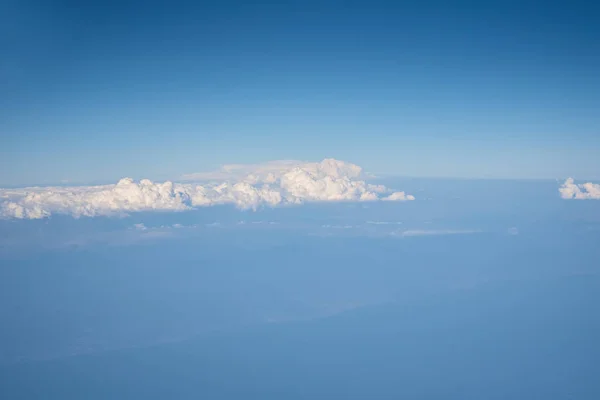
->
[180, 158, 368, 182]
[559, 178, 600, 200]
[181, 160, 303, 182]
[133, 223, 148, 231]
[383, 191, 415, 201]
[0, 159, 414, 219]
[395, 229, 482, 237]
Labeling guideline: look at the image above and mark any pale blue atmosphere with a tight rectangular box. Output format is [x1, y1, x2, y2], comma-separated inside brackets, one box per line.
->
[2, 1, 600, 400]
[1, 179, 600, 399]
[2, 0, 600, 185]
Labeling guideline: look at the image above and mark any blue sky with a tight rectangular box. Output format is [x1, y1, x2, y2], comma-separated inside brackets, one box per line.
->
[2, 0, 599, 185]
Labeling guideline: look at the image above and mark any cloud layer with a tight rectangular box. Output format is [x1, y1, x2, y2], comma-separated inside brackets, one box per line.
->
[559, 178, 600, 200]
[1, 159, 414, 219]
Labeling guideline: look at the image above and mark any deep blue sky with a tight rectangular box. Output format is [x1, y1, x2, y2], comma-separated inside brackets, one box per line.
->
[2, 0, 599, 185]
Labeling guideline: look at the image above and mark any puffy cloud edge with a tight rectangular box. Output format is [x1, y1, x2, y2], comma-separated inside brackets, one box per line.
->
[1, 159, 414, 219]
[559, 178, 600, 200]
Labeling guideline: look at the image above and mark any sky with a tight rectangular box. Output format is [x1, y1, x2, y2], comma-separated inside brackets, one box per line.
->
[2, 176, 600, 399]
[2, 0, 599, 186]
[2, 4, 600, 396]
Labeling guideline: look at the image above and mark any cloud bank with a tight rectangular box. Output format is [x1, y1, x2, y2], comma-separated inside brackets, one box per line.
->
[1, 159, 414, 219]
[559, 178, 600, 200]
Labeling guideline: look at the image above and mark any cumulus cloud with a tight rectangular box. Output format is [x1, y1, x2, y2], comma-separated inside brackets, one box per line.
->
[181, 160, 307, 182]
[383, 191, 415, 201]
[180, 158, 369, 183]
[0, 159, 414, 219]
[559, 178, 600, 200]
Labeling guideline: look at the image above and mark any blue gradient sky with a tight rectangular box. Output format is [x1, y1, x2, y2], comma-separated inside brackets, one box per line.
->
[2, 0, 599, 185]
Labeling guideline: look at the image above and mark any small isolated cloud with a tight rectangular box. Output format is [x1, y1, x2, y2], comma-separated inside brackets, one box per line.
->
[321, 224, 354, 229]
[133, 223, 148, 231]
[394, 229, 482, 238]
[559, 178, 600, 200]
[382, 192, 415, 201]
[0, 159, 414, 219]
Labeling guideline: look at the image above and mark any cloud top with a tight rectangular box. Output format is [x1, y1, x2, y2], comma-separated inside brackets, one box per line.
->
[559, 178, 600, 200]
[1, 159, 414, 219]
[181, 158, 365, 182]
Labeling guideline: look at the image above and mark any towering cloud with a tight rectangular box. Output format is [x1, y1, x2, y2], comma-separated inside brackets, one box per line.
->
[0, 159, 414, 219]
[559, 178, 600, 200]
